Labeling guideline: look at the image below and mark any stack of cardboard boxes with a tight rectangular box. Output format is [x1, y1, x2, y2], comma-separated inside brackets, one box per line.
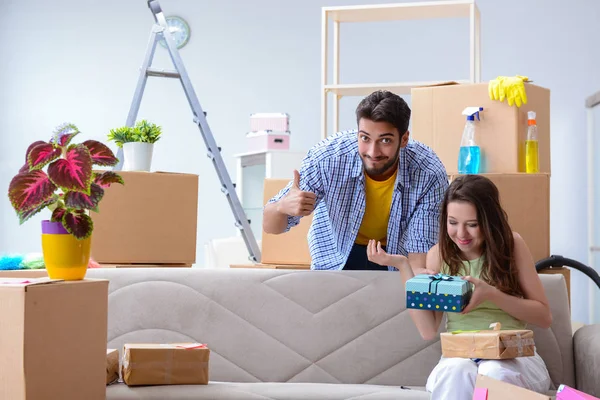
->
[412, 82, 569, 296]
[411, 82, 551, 263]
[90, 171, 199, 268]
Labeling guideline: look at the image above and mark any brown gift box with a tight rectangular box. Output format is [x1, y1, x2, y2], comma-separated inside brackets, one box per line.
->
[440, 322, 535, 359]
[106, 349, 119, 385]
[122, 343, 210, 386]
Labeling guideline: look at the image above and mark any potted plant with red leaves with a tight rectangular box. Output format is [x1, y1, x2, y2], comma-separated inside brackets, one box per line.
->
[7, 123, 124, 280]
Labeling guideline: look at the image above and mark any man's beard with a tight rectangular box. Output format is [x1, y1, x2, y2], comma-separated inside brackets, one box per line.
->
[361, 146, 401, 177]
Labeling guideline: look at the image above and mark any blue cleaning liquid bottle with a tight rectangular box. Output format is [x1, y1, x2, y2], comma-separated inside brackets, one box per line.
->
[458, 107, 483, 174]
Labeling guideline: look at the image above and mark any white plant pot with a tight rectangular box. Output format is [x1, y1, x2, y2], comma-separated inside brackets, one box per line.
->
[122, 142, 154, 172]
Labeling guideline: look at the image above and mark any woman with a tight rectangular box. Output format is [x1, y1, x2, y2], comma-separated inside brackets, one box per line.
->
[367, 174, 552, 400]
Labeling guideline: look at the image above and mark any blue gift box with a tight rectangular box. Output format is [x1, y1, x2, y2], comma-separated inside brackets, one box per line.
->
[405, 274, 472, 313]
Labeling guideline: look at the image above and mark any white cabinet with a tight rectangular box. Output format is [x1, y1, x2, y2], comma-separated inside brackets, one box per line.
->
[233, 150, 307, 240]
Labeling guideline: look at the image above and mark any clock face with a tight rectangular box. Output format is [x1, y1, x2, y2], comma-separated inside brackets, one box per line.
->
[159, 16, 190, 49]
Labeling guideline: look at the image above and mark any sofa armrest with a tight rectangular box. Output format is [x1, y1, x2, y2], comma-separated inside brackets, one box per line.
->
[574, 324, 600, 396]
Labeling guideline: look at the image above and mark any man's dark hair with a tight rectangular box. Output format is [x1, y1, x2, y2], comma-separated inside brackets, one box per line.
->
[355, 90, 411, 134]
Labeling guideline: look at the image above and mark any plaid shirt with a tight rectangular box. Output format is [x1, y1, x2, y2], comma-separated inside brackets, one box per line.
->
[267, 130, 449, 271]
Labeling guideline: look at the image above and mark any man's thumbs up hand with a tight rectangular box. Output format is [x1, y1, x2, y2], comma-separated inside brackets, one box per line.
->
[277, 170, 317, 217]
[292, 169, 301, 189]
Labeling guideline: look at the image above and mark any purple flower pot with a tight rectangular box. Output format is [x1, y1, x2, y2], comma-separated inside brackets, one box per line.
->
[42, 220, 69, 235]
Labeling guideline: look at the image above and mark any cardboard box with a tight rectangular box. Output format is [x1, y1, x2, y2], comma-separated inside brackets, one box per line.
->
[97, 263, 192, 268]
[449, 173, 550, 263]
[106, 349, 119, 385]
[412, 82, 550, 174]
[122, 343, 210, 386]
[90, 171, 199, 264]
[556, 384, 599, 400]
[230, 263, 310, 269]
[246, 131, 290, 152]
[261, 179, 312, 265]
[405, 274, 472, 313]
[0, 278, 108, 400]
[441, 322, 535, 359]
[0, 269, 48, 278]
[474, 374, 551, 399]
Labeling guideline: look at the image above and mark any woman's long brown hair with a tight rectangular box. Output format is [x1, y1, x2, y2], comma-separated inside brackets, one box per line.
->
[438, 175, 524, 297]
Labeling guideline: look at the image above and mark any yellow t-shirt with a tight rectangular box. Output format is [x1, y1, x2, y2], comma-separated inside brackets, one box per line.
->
[354, 170, 397, 246]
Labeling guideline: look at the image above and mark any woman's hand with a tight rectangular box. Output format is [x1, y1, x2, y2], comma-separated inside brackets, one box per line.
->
[460, 276, 498, 314]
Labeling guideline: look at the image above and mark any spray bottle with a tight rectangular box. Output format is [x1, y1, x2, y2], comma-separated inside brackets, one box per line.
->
[458, 107, 483, 174]
[525, 111, 539, 173]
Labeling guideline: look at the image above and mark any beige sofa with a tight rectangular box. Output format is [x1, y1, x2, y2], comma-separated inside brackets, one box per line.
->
[84, 268, 599, 399]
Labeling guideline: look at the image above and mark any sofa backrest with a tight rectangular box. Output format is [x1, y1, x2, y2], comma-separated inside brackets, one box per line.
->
[87, 268, 574, 387]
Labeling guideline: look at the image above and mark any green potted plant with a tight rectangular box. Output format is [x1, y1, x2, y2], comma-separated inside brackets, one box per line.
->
[7, 123, 124, 280]
[107, 119, 162, 171]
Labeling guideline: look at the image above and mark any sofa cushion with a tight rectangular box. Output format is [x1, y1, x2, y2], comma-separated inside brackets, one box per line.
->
[528, 274, 575, 388]
[106, 382, 431, 399]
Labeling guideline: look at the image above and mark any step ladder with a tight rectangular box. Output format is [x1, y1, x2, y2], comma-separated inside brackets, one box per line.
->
[114, 0, 261, 263]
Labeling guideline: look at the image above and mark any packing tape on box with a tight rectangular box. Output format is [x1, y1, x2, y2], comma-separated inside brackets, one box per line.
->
[500, 336, 535, 356]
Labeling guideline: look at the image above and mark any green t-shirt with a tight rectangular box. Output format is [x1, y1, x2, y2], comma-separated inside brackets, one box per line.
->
[442, 256, 526, 332]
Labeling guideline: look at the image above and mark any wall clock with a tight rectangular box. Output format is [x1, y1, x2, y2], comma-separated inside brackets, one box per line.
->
[159, 16, 190, 49]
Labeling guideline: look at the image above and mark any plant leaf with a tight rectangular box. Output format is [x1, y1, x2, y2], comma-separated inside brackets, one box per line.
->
[47, 144, 92, 194]
[64, 183, 104, 210]
[28, 143, 62, 171]
[52, 123, 80, 148]
[8, 170, 57, 213]
[25, 140, 47, 162]
[59, 132, 78, 147]
[19, 163, 30, 173]
[19, 196, 57, 225]
[94, 171, 124, 188]
[62, 211, 93, 239]
[51, 206, 66, 222]
[82, 140, 118, 166]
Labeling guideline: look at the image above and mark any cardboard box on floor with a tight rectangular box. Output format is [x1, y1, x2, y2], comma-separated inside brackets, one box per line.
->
[449, 173, 550, 263]
[473, 374, 551, 399]
[412, 82, 550, 174]
[0, 278, 108, 400]
[91, 171, 199, 265]
[261, 179, 312, 265]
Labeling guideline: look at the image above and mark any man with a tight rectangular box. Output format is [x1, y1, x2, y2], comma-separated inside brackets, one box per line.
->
[263, 90, 448, 273]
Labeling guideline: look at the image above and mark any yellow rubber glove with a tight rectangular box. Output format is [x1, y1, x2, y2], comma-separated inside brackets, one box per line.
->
[488, 76, 508, 103]
[488, 75, 530, 107]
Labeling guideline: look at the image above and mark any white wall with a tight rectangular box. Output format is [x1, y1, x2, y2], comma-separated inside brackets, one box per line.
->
[1, 0, 599, 323]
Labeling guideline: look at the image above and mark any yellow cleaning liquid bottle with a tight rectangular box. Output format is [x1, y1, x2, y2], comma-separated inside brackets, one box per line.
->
[525, 111, 539, 173]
